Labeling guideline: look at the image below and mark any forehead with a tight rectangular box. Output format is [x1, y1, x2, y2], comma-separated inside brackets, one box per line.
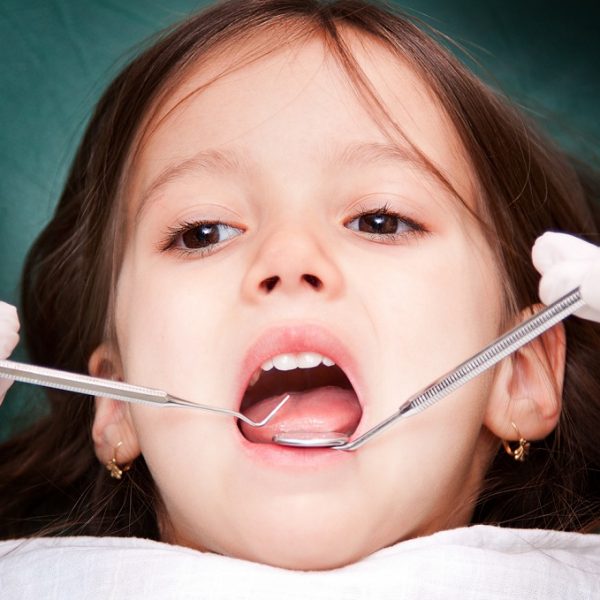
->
[131, 27, 475, 211]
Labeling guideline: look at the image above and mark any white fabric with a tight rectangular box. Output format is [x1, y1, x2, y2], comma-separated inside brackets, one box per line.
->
[0, 526, 598, 599]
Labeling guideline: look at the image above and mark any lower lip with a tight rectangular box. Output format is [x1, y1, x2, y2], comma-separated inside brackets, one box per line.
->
[235, 426, 354, 468]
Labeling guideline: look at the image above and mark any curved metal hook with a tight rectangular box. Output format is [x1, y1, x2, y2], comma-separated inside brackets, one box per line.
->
[166, 393, 291, 427]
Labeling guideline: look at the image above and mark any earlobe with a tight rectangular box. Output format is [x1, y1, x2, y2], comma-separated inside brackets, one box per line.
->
[88, 344, 141, 466]
[484, 304, 566, 443]
[92, 399, 141, 466]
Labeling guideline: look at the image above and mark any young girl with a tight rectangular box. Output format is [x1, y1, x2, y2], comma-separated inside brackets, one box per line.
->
[1, 0, 599, 594]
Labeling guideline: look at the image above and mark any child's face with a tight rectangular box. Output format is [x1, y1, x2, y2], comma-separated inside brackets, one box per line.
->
[110, 32, 505, 568]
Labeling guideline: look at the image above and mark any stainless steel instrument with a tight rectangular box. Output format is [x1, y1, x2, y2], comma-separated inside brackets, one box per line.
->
[0, 359, 289, 428]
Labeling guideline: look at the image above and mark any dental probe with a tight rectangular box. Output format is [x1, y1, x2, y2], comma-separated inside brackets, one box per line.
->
[0, 359, 290, 428]
[274, 287, 584, 451]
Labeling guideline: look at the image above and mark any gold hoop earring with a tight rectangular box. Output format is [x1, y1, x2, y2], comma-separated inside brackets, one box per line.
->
[106, 441, 131, 479]
[502, 422, 530, 462]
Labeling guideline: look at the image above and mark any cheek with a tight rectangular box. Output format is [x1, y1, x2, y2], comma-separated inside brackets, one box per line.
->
[115, 252, 238, 398]
[360, 231, 502, 394]
[351, 231, 502, 508]
[129, 404, 238, 551]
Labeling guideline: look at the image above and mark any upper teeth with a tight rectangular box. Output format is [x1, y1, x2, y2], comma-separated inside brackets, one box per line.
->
[249, 352, 335, 386]
[264, 352, 335, 371]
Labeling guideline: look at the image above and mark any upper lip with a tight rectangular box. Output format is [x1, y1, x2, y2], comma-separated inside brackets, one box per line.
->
[235, 323, 365, 413]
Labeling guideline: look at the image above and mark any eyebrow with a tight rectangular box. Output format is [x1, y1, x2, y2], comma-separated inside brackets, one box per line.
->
[136, 140, 436, 220]
[137, 148, 243, 208]
[335, 140, 429, 172]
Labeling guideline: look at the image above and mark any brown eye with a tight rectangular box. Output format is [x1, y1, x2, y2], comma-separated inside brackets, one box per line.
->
[178, 222, 242, 249]
[358, 213, 396, 234]
[346, 211, 414, 236]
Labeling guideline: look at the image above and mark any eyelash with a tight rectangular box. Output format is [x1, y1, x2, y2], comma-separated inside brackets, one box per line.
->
[158, 220, 244, 258]
[345, 203, 426, 243]
[159, 204, 426, 258]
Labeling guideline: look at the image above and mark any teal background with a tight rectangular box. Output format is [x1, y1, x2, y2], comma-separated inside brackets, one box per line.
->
[1, 0, 599, 438]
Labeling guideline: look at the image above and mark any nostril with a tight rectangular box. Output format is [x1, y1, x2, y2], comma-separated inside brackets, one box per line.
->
[261, 276, 280, 292]
[259, 274, 323, 293]
[303, 274, 322, 290]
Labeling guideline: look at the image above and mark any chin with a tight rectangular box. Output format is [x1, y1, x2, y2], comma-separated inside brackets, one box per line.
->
[234, 534, 371, 571]
[227, 508, 387, 570]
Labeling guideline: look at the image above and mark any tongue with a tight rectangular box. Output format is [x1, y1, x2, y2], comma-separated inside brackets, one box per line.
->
[240, 386, 362, 444]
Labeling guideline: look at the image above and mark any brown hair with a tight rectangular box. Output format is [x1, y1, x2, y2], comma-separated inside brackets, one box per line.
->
[1, 0, 599, 540]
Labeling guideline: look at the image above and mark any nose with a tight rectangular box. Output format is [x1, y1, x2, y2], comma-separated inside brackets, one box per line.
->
[241, 226, 344, 302]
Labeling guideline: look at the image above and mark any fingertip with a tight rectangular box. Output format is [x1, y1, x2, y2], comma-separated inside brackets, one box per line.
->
[532, 232, 599, 275]
[532, 233, 558, 273]
[0, 302, 19, 329]
[0, 331, 20, 360]
[538, 261, 588, 306]
[538, 274, 554, 306]
[0, 301, 18, 316]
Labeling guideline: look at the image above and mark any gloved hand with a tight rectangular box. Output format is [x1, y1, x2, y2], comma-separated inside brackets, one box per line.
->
[532, 231, 600, 323]
[0, 301, 20, 406]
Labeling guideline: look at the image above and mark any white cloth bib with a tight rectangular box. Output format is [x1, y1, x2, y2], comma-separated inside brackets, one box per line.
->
[1, 525, 599, 599]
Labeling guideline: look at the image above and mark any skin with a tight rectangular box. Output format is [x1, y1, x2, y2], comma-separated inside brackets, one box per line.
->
[83, 31, 563, 570]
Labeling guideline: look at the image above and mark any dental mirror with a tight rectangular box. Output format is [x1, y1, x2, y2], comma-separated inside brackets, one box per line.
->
[272, 431, 349, 447]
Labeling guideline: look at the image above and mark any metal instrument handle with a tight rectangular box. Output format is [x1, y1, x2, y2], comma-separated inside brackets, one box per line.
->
[0, 358, 168, 406]
[0, 358, 291, 427]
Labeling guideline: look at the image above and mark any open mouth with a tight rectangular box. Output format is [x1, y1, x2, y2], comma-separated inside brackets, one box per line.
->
[238, 353, 363, 444]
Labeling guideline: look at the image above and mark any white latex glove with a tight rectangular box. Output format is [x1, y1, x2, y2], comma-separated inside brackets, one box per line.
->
[532, 232, 600, 323]
[0, 301, 20, 406]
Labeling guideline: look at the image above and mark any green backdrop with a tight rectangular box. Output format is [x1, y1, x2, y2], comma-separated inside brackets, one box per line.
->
[1, 0, 599, 439]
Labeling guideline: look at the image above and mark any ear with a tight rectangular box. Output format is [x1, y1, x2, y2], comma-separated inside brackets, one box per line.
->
[89, 344, 141, 466]
[484, 304, 566, 442]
